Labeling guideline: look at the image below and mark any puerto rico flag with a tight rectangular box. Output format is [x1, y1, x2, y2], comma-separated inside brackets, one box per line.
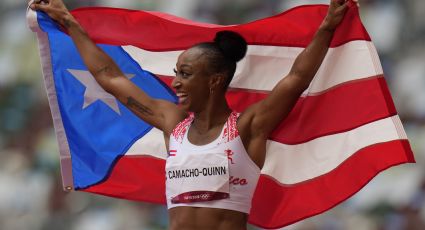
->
[27, 1, 415, 229]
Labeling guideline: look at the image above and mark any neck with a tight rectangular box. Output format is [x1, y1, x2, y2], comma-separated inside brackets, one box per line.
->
[192, 93, 231, 133]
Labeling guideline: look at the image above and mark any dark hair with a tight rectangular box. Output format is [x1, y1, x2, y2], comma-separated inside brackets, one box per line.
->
[194, 31, 247, 88]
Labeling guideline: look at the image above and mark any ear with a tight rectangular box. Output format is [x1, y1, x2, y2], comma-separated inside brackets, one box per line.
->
[209, 73, 227, 90]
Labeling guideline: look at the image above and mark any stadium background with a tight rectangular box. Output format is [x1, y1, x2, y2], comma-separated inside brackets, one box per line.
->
[0, 0, 424, 229]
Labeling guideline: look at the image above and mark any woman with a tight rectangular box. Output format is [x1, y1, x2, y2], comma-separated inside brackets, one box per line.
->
[30, 0, 352, 229]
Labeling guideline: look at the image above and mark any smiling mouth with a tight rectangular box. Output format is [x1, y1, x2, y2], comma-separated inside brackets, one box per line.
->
[176, 93, 188, 104]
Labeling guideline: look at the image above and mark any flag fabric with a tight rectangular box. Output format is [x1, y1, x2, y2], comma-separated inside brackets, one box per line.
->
[28, 2, 415, 229]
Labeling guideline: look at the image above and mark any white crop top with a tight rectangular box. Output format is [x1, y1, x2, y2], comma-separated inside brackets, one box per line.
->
[166, 112, 261, 214]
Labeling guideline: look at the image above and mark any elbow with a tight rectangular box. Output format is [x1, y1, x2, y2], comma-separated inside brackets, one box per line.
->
[288, 71, 313, 92]
[99, 76, 119, 94]
[91, 65, 121, 93]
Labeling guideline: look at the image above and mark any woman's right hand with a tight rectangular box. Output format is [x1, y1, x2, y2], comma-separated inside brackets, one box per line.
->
[29, 0, 74, 27]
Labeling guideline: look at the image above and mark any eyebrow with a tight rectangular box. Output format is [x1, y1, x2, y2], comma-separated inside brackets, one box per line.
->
[179, 64, 191, 68]
[177, 64, 193, 71]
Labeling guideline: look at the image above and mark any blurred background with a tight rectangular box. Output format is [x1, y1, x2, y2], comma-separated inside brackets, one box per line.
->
[0, 0, 424, 229]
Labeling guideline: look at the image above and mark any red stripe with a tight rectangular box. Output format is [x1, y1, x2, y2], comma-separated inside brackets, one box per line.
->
[160, 76, 397, 144]
[70, 5, 369, 51]
[270, 76, 397, 144]
[81, 140, 414, 228]
[82, 155, 166, 204]
[249, 139, 414, 229]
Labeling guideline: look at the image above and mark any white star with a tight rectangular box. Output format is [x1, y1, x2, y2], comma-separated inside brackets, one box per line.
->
[67, 69, 135, 115]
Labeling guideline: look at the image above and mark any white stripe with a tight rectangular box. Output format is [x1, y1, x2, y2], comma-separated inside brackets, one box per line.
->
[123, 40, 383, 94]
[126, 116, 405, 185]
[262, 115, 406, 184]
[28, 9, 75, 191]
[125, 128, 168, 159]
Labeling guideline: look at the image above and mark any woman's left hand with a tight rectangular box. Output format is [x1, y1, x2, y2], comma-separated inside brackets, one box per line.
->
[321, 0, 358, 31]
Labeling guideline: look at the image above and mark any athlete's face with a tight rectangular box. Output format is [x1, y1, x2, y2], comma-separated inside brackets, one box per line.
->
[172, 47, 215, 112]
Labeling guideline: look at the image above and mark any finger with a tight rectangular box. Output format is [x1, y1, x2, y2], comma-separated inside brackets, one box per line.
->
[27, 0, 35, 11]
[30, 2, 48, 11]
[30, 0, 50, 10]
[335, 2, 349, 14]
[33, 0, 49, 5]
[29, 2, 36, 10]
[348, 0, 360, 7]
[335, 0, 345, 6]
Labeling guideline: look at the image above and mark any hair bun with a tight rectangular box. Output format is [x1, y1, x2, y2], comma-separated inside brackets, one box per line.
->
[214, 31, 247, 63]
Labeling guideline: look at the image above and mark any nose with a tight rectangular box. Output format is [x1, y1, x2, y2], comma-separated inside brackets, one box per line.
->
[171, 77, 182, 90]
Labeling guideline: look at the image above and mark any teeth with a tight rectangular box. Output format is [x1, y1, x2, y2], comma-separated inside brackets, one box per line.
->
[176, 93, 187, 97]
[176, 93, 188, 104]
[179, 96, 187, 104]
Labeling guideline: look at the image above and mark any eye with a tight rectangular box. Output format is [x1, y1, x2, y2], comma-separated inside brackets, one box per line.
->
[173, 68, 191, 78]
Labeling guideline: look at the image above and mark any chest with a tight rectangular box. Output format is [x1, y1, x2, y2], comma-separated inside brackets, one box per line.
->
[186, 124, 225, 146]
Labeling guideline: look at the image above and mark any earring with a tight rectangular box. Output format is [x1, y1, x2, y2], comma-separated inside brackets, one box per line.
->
[210, 87, 214, 95]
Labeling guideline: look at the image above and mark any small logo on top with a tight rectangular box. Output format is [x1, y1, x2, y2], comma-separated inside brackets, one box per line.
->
[225, 149, 235, 164]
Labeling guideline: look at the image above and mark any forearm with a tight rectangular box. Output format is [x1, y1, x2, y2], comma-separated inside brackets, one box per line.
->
[289, 25, 335, 88]
[61, 14, 122, 90]
[288, 0, 349, 88]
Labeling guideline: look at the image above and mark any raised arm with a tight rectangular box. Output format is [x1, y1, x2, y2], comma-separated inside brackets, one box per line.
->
[30, 0, 186, 135]
[239, 0, 352, 166]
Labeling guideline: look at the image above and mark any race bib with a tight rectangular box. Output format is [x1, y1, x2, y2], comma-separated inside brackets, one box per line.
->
[166, 151, 230, 204]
